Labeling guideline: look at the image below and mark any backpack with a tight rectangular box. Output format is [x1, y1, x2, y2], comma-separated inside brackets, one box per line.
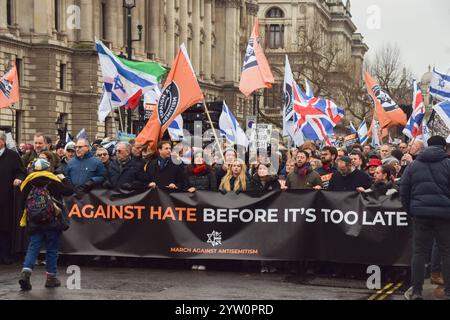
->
[26, 184, 57, 225]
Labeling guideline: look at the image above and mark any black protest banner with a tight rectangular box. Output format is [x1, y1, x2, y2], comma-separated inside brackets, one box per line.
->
[344, 133, 359, 149]
[60, 189, 412, 266]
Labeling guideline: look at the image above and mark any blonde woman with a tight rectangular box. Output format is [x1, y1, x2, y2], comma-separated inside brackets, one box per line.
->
[219, 159, 249, 193]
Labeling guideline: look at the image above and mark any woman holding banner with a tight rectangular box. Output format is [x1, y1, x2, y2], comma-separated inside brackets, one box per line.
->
[184, 150, 217, 193]
[219, 160, 250, 193]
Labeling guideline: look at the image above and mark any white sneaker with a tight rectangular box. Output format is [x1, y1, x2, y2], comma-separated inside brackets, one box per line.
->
[197, 265, 206, 271]
[191, 265, 199, 270]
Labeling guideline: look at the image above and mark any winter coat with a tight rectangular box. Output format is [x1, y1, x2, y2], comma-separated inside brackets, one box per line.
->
[400, 146, 450, 220]
[184, 165, 217, 191]
[145, 157, 185, 190]
[286, 165, 322, 190]
[315, 164, 338, 190]
[0, 148, 26, 233]
[249, 175, 281, 193]
[366, 181, 399, 198]
[106, 157, 146, 189]
[219, 174, 251, 193]
[20, 171, 74, 234]
[65, 152, 106, 187]
[328, 169, 372, 192]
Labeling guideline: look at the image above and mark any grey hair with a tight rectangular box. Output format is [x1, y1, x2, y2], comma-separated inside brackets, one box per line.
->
[0, 131, 6, 143]
[117, 142, 132, 154]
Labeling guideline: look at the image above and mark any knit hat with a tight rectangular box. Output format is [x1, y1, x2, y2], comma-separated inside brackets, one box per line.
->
[33, 159, 50, 171]
[367, 158, 382, 168]
[427, 136, 447, 148]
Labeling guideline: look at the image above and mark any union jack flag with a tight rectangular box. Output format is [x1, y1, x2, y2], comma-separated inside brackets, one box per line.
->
[403, 80, 428, 140]
[292, 83, 334, 145]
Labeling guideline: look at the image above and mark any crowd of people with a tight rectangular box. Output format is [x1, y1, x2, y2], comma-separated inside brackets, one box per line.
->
[0, 130, 449, 299]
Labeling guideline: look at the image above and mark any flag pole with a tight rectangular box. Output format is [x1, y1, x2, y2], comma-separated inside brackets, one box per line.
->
[202, 101, 225, 162]
[117, 106, 125, 133]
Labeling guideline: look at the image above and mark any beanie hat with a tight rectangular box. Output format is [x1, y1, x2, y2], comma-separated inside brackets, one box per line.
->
[33, 159, 50, 171]
[427, 136, 446, 148]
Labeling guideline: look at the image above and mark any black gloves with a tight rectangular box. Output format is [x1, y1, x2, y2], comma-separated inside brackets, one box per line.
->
[75, 180, 95, 193]
[121, 183, 134, 191]
[103, 181, 113, 189]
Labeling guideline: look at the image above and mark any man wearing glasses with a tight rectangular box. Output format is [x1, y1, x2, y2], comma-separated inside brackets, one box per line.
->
[95, 147, 111, 169]
[65, 138, 106, 194]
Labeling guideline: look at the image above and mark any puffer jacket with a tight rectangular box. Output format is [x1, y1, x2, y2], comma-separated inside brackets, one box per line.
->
[400, 146, 450, 220]
[20, 173, 74, 234]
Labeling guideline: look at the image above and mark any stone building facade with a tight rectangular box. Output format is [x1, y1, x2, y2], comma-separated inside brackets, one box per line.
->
[0, 0, 259, 143]
[0, 0, 368, 144]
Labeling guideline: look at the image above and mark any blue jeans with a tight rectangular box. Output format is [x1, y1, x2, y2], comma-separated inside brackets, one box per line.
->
[23, 231, 62, 274]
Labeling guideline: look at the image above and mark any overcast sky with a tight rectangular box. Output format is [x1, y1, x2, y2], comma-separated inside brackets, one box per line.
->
[347, 0, 450, 79]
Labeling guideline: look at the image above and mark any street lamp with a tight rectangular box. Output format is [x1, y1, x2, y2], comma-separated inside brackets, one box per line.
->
[123, 0, 143, 134]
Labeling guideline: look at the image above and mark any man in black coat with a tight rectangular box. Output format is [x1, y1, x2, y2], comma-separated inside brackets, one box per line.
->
[400, 136, 450, 300]
[145, 141, 184, 190]
[0, 131, 26, 264]
[104, 142, 146, 190]
[328, 156, 372, 192]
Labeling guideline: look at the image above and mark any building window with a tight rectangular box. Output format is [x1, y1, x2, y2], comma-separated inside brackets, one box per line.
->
[15, 110, 22, 144]
[264, 83, 282, 109]
[266, 7, 284, 18]
[100, 1, 107, 40]
[59, 63, 66, 90]
[15, 58, 23, 86]
[54, 0, 61, 31]
[200, 31, 205, 77]
[6, 0, 13, 26]
[265, 7, 285, 49]
[266, 25, 284, 49]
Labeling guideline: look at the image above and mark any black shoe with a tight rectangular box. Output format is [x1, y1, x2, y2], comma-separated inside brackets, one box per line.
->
[19, 270, 32, 291]
[45, 275, 61, 288]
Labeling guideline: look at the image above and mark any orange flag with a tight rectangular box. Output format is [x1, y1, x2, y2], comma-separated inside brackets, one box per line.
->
[136, 44, 204, 150]
[0, 65, 20, 109]
[364, 71, 407, 129]
[239, 17, 274, 97]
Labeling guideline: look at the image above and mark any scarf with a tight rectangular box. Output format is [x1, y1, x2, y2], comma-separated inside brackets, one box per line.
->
[192, 163, 207, 175]
[296, 163, 310, 178]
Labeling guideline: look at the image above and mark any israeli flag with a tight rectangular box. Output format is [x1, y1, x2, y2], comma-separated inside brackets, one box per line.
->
[349, 122, 357, 134]
[357, 120, 369, 145]
[371, 118, 380, 148]
[168, 115, 184, 142]
[219, 101, 249, 148]
[430, 68, 450, 102]
[76, 128, 89, 141]
[65, 132, 72, 143]
[433, 100, 450, 131]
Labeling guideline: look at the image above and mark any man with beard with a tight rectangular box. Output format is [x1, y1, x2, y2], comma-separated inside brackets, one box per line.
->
[328, 156, 372, 192]
[315, 146, 338, 190]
